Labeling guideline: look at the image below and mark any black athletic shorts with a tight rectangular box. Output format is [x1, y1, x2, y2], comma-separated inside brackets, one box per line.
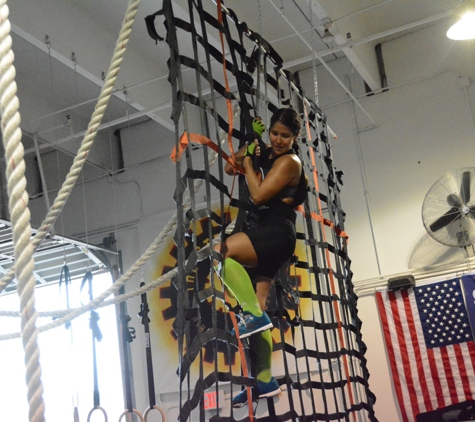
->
[244, 217, 296, 279]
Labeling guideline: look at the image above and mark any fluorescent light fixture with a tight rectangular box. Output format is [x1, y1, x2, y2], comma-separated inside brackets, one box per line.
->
[447, 11, 475, 40]
[322, 28, 335, 44]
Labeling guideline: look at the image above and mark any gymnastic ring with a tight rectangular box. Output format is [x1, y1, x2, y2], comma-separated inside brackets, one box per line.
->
[87, 405, 108, 422]
[144, 405, 166, 421]
[119, 409, 145, 422]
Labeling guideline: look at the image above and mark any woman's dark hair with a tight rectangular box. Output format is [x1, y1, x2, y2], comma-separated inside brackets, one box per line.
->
[270, 108, 301, 136]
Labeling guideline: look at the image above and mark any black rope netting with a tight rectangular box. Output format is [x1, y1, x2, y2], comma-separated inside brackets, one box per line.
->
[146, 1, 378, 421]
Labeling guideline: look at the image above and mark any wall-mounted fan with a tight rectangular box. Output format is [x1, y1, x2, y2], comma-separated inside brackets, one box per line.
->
[422, 167, 475, 248]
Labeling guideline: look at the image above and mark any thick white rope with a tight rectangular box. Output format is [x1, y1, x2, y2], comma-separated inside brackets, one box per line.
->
[0, 2, 45, 421]
[0, 0, 141, 293]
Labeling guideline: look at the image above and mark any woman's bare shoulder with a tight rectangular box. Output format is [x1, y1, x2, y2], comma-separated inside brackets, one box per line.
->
[275, 153, 301, 168]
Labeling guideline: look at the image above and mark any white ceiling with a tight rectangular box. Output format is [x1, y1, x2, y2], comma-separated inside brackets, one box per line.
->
[1, 0, 463, 178]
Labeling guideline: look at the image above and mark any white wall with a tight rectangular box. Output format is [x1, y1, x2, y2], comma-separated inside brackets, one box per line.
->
[296, 20, 475, 421]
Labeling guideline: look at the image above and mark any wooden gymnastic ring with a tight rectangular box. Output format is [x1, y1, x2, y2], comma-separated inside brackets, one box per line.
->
[118, 408, 145, 422]
[87, 405, 108, 422]
[144, 405, 166, 421]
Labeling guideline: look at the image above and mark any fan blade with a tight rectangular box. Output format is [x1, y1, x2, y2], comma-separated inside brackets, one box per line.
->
[429, 207, 461, 232]
[460, 171, 471, 203]
[446, 193, 462, 208]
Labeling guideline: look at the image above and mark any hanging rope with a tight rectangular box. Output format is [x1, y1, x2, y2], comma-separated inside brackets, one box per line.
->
[138, 280, 167, 422]
[81, 271, 109, 422]
[0, 1, 45, 420]
[0, 5, 141, 419]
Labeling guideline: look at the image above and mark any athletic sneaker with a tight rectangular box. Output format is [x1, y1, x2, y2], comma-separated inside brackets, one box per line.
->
[231, 311, 273, 339]
[232, 377, 281, 408]
[232, 387, 256, 408]
[257, 377, 281, 398]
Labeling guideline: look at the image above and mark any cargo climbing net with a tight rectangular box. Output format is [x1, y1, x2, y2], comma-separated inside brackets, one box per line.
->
[145, 0, 378, 421]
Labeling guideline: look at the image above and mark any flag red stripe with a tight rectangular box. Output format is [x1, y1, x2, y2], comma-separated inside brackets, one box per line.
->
[389, 291, 414, 420]
[454, 343, 472, 401]
[441, 346, 457, 403]
[467, 341, 475, 366]
[466, 341, 475, 398]
[426, 347, 445, 408]
[401, 289, 432, 412]
[376, 292, 409, 422]
[395, 290, 420, 419]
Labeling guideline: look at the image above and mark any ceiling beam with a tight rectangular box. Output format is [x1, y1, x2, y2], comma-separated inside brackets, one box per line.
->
[283, 9, 454, 76]
[268, 0, 376, 126]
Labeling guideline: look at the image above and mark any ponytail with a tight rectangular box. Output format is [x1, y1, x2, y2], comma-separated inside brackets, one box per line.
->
[292, 142, 300, 154]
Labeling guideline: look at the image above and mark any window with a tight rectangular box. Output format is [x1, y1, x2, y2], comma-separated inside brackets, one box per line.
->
[0, 272, 124, 422]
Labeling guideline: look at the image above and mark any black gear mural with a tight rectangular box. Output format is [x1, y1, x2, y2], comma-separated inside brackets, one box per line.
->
[156, 212, 301, 369]
[158, 213, 239, 366]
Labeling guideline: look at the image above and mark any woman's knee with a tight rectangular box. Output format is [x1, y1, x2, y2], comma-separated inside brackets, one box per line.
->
[213, 241, 227, 259]
[214, 233, 258, 268]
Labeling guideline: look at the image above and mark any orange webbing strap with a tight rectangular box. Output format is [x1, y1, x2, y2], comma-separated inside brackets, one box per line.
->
[303, 103, 356, 415]
[295, 206, 348, 241]
[217, 0, 236, 166]
[170, 132, 243, 174]
[225, 291, 255, 421]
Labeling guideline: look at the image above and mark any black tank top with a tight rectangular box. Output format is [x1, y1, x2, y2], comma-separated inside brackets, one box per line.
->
[259, 148, 306, 203]
[246, 147, 306, 228]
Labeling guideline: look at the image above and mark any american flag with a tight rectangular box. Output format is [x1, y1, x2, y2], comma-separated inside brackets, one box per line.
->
[375, 277, 475, 422]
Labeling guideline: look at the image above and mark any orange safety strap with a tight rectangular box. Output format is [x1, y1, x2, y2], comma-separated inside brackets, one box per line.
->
[295, 206, 349, 241]
[170, 132, 243, 174]
[303, 103, 356, 415]
[216, 0, 237, 166]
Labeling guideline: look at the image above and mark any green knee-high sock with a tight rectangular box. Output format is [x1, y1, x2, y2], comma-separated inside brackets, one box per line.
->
[250, 330, 273, 383]
[222, 258, 262, 316]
